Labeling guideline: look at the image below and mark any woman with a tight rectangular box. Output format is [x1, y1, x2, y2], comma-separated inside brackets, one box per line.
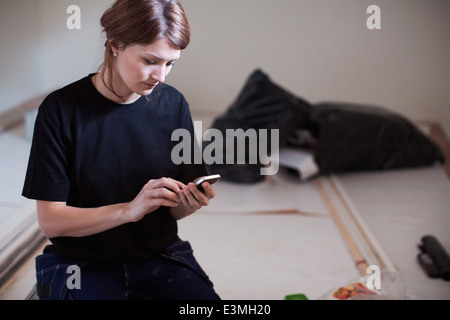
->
[22, 0, 220, 300]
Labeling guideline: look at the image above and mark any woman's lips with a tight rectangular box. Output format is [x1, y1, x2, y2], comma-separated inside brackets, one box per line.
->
[144, 82, 158, 89]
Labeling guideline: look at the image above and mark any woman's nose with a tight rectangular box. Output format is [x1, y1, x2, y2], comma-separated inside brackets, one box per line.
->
[152, 66, 166, 83]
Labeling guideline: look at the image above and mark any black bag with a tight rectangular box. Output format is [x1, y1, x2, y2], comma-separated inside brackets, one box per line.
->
[308, 102, 445, 174]
[203, 69, 311, 183]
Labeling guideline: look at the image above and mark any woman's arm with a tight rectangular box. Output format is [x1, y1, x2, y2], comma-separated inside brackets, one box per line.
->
[37, 200, 130, 238]
[37, 177, 183, 238]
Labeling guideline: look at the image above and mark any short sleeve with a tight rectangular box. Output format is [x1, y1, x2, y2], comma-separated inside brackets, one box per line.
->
[22, 96, 70, 201]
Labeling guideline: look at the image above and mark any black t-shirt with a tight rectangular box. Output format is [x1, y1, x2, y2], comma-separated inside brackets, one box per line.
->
[22, 74, 207, 263]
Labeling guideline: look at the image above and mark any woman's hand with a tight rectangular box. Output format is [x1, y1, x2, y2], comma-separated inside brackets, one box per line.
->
[126, 177, 216, 222]
[170, 181, 216, 220]
[180, 181, 216, 211]
[126, 177, 185, 222]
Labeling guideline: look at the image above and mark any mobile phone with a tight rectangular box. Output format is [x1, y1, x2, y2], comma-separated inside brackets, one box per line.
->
[194, 174, 221, 192]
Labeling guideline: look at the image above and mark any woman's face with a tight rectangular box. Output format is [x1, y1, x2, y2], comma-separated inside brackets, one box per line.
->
[113, 38, 181, 99]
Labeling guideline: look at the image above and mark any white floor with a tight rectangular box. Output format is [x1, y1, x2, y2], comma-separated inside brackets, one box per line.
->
[178, 170, 361, 300]
[336, 166, 450, 300]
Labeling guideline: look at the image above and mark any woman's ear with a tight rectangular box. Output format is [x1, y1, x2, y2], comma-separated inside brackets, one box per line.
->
[111, 46, 119, 57]
[107, 39, 120, 56]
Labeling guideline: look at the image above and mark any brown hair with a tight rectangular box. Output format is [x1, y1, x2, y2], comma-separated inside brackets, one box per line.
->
[98, 0, 190, 101]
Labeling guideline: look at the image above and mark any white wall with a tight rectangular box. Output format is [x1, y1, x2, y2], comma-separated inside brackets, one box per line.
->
[0, 0, 42, 113]
[176, 0, 450, 136]
[0, 0, 110, 114]
[1, 0, 449, 136]
[37, 0, 110, 91]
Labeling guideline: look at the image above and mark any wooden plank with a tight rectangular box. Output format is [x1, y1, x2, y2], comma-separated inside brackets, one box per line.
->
[417, 121, 450, 179]
[315, 178, 369, 275]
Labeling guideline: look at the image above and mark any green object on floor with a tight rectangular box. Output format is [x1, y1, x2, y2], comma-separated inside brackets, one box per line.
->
[284, 293, 308, 300]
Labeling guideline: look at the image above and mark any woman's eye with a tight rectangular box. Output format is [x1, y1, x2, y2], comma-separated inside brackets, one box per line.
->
[143, 58, 175, 67]
[144, 59, 156, 65]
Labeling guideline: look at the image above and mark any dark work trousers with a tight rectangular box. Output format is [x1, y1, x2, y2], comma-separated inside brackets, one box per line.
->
[34, 240, 221, 300]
